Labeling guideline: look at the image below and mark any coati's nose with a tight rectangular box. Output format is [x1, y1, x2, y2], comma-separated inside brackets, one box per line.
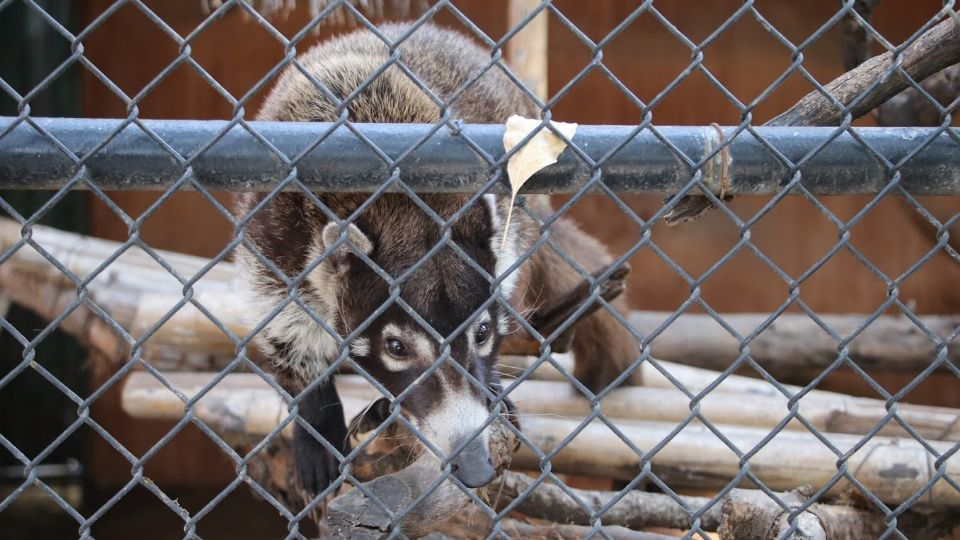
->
[450, 436, 496, 488]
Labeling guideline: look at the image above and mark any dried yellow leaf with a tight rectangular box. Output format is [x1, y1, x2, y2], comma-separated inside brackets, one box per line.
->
[500, 115, 578, 248]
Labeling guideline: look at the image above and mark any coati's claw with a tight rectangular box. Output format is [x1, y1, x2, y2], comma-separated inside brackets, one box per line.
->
[598, 263, 630, 303]
[605, 261, 631, 287]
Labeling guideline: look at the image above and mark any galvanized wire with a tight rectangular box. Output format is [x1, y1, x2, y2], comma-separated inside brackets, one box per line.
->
[0, 1, 958, 539]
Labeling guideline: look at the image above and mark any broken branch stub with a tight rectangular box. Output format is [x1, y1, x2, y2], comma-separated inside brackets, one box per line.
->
[664, 14, 960, 225]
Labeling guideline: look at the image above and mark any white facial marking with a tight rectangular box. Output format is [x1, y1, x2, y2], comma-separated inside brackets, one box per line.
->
[350, 337, 370, 357]
[497, 313, 510, 335]
[482, 194, 501, 231]
[484, 195, 520, 298]
[418, 395, 491, 456]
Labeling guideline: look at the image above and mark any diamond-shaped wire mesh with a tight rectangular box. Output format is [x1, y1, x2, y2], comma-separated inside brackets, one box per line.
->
[1, 1, 960, 539]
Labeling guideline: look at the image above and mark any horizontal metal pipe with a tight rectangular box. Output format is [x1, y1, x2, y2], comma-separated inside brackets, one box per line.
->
[1, 116, 959, 194]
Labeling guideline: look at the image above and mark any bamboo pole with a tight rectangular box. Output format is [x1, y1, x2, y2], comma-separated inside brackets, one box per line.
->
[121, 371, 960, 510]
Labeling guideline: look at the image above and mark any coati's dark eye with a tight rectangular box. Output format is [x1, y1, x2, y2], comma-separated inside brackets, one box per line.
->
[475, 322, 490, 345]
[385, 337, 409, 358]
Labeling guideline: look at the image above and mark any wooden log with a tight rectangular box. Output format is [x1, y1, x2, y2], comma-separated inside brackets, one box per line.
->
[493, 470, 721, 532]
[719, 488, 826, 540]
[512, 415, 960, 510]
[427, 499, 680, 540]
[0, 218, 249, 369]
[121, 372, 380, 438]
[491, 520, 677, 540]
[498, 353, 793, 394]
[7, 220, 960, 375]
[0, 218, 237, 294]
[0, 265, 249, 365]
[718, 487, 953, 540]
[498, 354, 960, 441]
[506, 311, 960, 376]
[509, 378, 960, 443]
[628, 311, 960, 376]
[122, 372, 960, 510]
[493, 471, 955, 540]
[0, 268, 133, 368]
[124, 365, 960, 445]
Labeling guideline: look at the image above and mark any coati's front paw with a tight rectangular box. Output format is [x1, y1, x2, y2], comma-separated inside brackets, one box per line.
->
[597, 261, 630, 302]
[293, 428, 344, 498]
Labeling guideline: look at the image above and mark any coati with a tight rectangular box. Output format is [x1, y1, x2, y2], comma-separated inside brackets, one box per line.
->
[235, 22, 640, 498]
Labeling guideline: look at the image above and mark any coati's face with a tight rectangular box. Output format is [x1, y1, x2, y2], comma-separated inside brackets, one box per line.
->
[305, 195, 517, 488]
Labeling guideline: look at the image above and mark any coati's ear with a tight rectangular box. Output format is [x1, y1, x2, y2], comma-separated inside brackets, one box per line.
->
[321, 221, 373, 273]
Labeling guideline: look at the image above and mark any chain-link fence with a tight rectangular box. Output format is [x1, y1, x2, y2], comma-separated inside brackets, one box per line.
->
[2, 0, 960, 539]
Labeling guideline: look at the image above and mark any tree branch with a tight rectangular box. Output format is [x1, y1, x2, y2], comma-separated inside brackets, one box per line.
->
[664, 15, 960, 225]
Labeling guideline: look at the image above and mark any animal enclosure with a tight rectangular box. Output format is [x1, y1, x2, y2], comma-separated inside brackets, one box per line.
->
[2, 0, 960, 539]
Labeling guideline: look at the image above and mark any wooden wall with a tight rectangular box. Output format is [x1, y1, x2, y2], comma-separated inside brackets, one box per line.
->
[77, 0, 959, 490]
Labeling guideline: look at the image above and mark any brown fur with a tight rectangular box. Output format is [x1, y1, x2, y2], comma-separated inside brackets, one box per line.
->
[512, 197, 640, 390]
[237, 22, 639, 393]
[233, 21, 640, 501]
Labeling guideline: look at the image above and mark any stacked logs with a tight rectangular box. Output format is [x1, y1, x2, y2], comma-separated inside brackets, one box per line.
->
[4, 218, 960, 537]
